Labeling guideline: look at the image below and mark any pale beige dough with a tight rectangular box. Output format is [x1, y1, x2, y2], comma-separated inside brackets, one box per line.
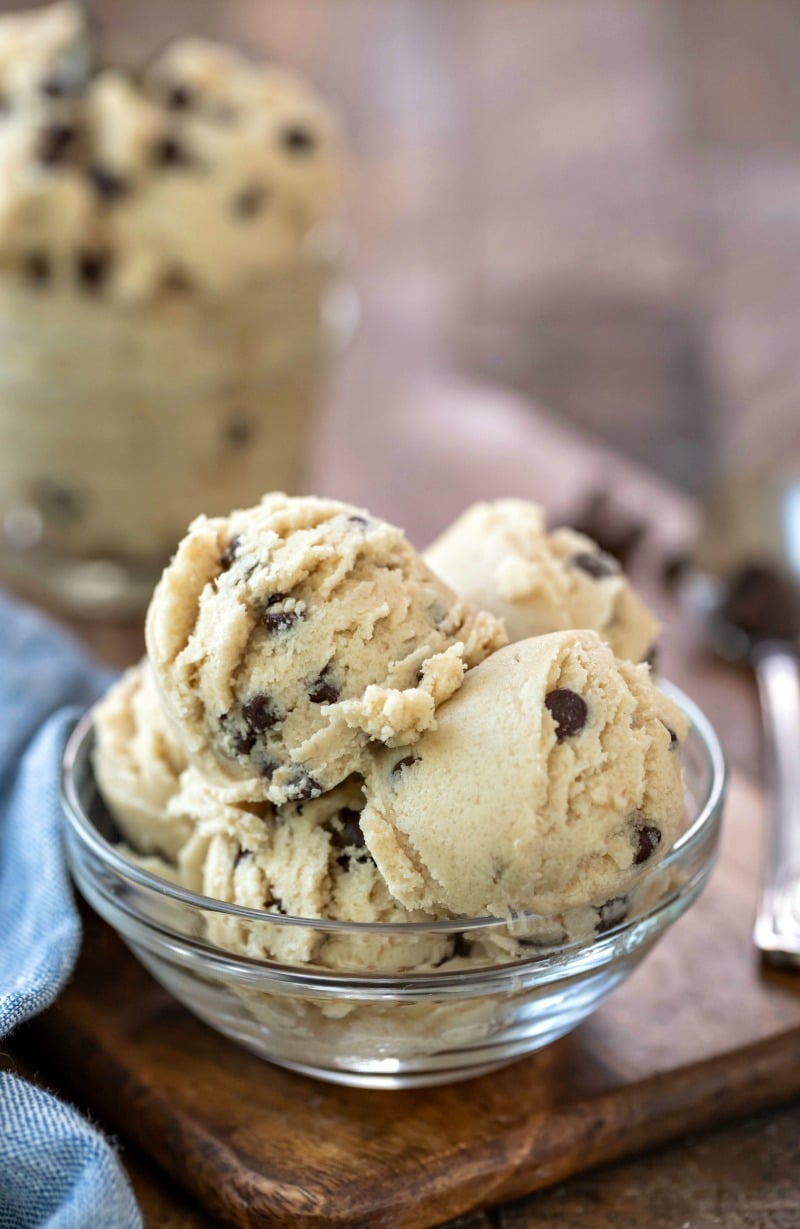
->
[361, 629, 687, 918]
[145, 493, 507, 806]
[424, 499, 660, 663]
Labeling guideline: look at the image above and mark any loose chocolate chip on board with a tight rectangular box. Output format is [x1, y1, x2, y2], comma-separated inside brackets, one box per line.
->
[76, 249, 111, 291]
[242, 693, 281, 733]
[89, 166, 128, 202]
[596, 896, 628, 935]
[37, 124, 78, 166]
[544, 688, 588, 741]
[219, 535, 241, 570]
[308, 671, 340, 705]
[281, 124, 316, 154]
[232, 185, 268, 219]
[33, 480, 85, 524]
[391, 754, 421, 776]
[23, 252, 52, 285]
[631, 821, 662, 865]
[571, 550, 619, 580]
[263, 609, 300, 634]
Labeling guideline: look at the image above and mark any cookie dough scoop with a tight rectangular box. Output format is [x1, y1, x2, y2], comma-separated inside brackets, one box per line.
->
[361, 629, 687, 919]
[145, 493, 507, 806]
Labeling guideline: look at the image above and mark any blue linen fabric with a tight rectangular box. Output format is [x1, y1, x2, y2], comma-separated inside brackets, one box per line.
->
[0, 590, 142, 1228]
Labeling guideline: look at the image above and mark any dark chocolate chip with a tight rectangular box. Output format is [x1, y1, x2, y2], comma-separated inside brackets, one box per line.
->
[330, 808, 365, 852]
[391, 754, 420, 776]
[222, 416, 254, 449]
[596, 896, 628, 935]
[263, 609, 300, 634]
[23, 251, 52, 285]
[347, 515, 368, 527]
[152, 134, 190, 168]
[242, 693, 281, 733]
[662, 722, 679, 750]
[720, 562, 800, 644]
[232, 184, 268, 219]
[266, 592, 287, 606]
[33, 480, 85, 524]
[631, 821, 662, 865]
[281, 124, 316, 154]
[568, 491, 646, 568]
[76, 249, 111, 292]
[643, 644, 659, 671]
[260, 760, 278, 781]
[309, 670, 340, 705]
[233, 848, 252, 868]
[571, 550, 618, 580]
[89, 165, 128, 202]
[234, 730, 256, 755]
[40, 77, 69, 98]
[166, 83, 193, 110]
[451, 932, 472, 959]
[287, 770, 322, 802]
[544, 688, 588, 741]
[37, 124, 79, 167]
[219, 535, 241, 571]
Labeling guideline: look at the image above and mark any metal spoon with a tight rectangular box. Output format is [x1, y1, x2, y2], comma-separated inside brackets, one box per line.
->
[681, 469, 800, 968]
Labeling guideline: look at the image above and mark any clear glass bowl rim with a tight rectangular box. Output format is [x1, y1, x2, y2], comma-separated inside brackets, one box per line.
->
[61, 679, 727, 941]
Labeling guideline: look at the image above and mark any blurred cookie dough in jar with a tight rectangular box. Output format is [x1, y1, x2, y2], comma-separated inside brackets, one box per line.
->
[0, 3, 349, 616]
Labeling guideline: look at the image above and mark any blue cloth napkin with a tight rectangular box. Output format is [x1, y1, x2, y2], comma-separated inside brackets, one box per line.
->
[0, 590, 142, 1228]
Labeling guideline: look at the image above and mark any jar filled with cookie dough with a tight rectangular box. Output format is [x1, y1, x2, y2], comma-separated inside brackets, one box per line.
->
[0, 3, 351, 616]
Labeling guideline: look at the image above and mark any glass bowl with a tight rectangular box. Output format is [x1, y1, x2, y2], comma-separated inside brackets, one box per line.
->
[61, 682, 727, 1089]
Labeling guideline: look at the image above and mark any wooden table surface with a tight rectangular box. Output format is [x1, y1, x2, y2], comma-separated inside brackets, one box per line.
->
[7, 0, 800, 1225]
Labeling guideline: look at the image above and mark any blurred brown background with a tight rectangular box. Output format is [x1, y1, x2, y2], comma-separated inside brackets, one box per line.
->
[93, 0, 800, 502]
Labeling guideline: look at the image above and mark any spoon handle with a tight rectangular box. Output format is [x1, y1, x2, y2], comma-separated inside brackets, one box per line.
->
[752, 643, 800, 966]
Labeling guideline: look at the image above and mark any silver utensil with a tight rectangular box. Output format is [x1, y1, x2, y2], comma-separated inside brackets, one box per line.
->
[682, 469, 800, 967]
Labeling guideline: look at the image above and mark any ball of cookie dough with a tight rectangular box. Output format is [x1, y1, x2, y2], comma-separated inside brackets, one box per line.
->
[424, 499, 660, 663]
[92, 660, 191, 860]
[167, 778, 450, 971]
[360, 629, 687, 918]
[145, 493, 507, 806]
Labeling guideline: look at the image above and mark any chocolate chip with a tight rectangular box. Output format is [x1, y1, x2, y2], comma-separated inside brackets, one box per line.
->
[631, 821, 662, 865]
[281, 124, 316, 154]
[544, 688, 588, 741]
[219, 535, 241, 571]
[261, 760, 278, 781]
[242, 694, 280, 733]
[166, 83, 193, 110]
[662, 722, 679, 750]
[76, 249, 111, 292]
[37, 124, 78, 167]
[233, 848, 252, 868]
[234, 730, 256, 755]
[40, 77, 68, 98]
[309, 670, 340, 705]
[331, 808, 365, 852]
[222, 416, 254, 449]
[571, 551, 618, 580]
[596, 896, 628, 935]
[152, 135, 190, 168]
[451, 932, 472, 959]
[286, 770, 322, 802]
[644, 644, 659, 671]
[720, 562, 800, 643]
[347, 515, 368, 527]
[391, 754, 420, 776]
[266, 592, 287, 606]
[232, 184, 268, 219]
[23, 252, 51, 285]
[568, 491, 646, 568]
[89, 165, 128, 202]
[33, 480, 85, 524]
[263, 609, 300, 634]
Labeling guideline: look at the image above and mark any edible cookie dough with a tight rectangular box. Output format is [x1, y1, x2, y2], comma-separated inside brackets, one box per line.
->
[361, 629, 686, 918]
[424, 499, 660, 663]
[92, 660, 190, 860]
[145, 493, 507, 806]
[0, 4, 344, 300]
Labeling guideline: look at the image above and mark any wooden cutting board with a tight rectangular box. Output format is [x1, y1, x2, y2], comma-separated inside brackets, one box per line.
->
[23, 769, 800, 1229]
